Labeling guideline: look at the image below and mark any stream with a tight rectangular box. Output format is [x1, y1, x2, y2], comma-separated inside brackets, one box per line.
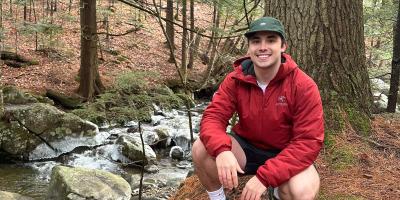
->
[0, 103, 207, 199]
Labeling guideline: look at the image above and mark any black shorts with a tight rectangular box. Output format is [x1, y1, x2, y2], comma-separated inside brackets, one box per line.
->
[231, 133, 281, 175]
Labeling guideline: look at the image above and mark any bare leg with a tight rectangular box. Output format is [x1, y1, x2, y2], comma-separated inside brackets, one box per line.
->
[191, 136, 246, 191]
[278, 165, 320, 200]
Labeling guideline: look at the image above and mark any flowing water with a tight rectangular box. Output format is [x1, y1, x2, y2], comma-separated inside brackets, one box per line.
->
[0, 104, 206, 199]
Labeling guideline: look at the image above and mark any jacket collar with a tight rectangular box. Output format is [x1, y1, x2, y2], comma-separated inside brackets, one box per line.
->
[232, 53, 298, 85]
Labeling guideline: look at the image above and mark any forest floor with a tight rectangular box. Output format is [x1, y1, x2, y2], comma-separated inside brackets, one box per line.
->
[0, 1, 399, 199]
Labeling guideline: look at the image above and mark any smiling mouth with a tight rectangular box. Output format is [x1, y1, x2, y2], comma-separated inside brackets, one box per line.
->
[257, 54, 271, 60]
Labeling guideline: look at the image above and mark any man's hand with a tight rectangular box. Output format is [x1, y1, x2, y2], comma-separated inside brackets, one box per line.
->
[240, 176, 267, 200]
[215, 151, 244, 190]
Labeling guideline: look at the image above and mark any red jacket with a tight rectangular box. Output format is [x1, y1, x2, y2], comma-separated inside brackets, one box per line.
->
[200, 53, 324, 188]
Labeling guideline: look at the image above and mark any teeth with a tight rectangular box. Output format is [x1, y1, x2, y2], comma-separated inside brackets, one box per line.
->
[258, 55, 270, 58]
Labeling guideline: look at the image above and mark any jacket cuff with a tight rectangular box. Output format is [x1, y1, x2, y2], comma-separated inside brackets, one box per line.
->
[256, 172, 270, 188]
[213, 146, 231, 157]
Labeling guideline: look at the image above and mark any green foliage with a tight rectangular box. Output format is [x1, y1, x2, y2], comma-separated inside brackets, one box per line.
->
[364, 0, 397, 67]
[114, 71, 158, 94]
[152, 93, 184, 110]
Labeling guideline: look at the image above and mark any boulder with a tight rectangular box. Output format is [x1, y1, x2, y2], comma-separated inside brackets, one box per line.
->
[116, 135, 156, 165]
[46, 165, 131, 200]
[169, 146, 184, 160]
[0, 103, 98, 160]
[2, 86, 53, 105]
[0, 191, 34, 200]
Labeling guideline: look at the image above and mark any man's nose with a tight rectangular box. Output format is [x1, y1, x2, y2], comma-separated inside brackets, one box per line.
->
[260, 41, 268, 50]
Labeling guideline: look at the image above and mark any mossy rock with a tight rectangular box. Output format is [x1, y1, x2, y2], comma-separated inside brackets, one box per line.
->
[152, 93, 183, 110]
[2, 86, 38, 104]
[72, 107, 107, 125]
[46, 89, 83, 109]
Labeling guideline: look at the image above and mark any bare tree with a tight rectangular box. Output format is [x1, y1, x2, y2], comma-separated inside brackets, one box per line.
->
[166, 0, 174, 63]
[78, 0, 105, 100]
[387, 0, 400, 112]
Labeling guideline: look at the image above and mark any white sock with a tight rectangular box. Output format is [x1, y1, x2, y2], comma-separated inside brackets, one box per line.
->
[274, 187, 281, 200]
[207, 186, 226, 200]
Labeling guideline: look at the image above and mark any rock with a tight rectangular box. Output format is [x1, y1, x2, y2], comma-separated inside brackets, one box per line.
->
[132, 130, 159, 146]
[2, 86, 38, 104]
[153, 128, 171, 148]
[0, 103, 98, 160]
[128, 174, 142, 190]
[145, 164, 159, 173]
[45, 89, 83, 109]
[116, 135, 156, 165]
[169, 146, 184, 160]
[176, 161, 192, 169]
[0, 191, 34, 200]
[127, 126, 139, 133]
[151, 115, 164, 126]
[46, 165, 131, 200]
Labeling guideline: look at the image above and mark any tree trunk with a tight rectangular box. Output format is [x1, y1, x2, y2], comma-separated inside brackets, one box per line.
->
[265, 0, 373, 134]
[187, 0, 194, 68]
[78, 0, 104, 100]
[387, 1, 400, 112]
[181, 0, 188, 83]
[166, 0, 175, 63]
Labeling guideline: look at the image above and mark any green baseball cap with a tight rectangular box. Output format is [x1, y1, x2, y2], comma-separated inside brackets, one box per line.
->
[244, 17, 286, 40]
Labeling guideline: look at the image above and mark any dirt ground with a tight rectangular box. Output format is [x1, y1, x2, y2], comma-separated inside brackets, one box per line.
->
[1, 1, 399, 200]
[170, 115, 400, 200]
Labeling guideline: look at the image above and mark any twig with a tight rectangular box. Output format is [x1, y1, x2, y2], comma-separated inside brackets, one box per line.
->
[369, 73, 391, 79]
[139, 121, 145, 200]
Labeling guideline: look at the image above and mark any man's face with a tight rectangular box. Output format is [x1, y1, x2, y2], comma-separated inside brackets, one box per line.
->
[247, 31, 287, 70]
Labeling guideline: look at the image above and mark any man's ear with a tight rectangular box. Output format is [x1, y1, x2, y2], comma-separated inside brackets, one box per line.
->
[281, 42, 288, 52]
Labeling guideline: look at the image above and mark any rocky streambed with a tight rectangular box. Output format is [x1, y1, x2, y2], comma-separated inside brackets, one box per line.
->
[0, 97, 206, 199]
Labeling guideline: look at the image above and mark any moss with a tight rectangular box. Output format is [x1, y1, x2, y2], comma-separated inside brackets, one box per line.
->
[2, 86, 38, 104]
[127, 94, 152, 109]
[328, 145, 356, 171]
[70, 72, 185, 125]
[108, 106, 138, 125]
[114, 72, 149, 94]
[345, 107, 371, 136]
[323, 131, 336, 150]
[324, 105, 346, 133]
[72, 107, 107, 125]
[152, 93, 183, 110]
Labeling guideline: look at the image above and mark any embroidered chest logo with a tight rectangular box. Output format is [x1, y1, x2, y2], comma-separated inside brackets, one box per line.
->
[276, 96, 288, 106]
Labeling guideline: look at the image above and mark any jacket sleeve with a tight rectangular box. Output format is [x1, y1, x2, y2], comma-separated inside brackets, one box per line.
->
[200, 73, 238, 157]
[256, 79, 324, 187]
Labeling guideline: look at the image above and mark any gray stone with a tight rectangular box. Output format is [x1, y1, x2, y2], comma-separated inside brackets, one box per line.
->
[145, 164, 159, 173]
[169, 146, 184, 160]
[46, 165, 131, 200]
[116, 135, 156, 165]
[0, 191, 34, 200]
[0, 103, 98, 160]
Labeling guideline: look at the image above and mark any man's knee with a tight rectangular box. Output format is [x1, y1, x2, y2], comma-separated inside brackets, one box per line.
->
[191, 139, 208, 163]
[278, 165, 320, 200]
[279, 184, 318, 200]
